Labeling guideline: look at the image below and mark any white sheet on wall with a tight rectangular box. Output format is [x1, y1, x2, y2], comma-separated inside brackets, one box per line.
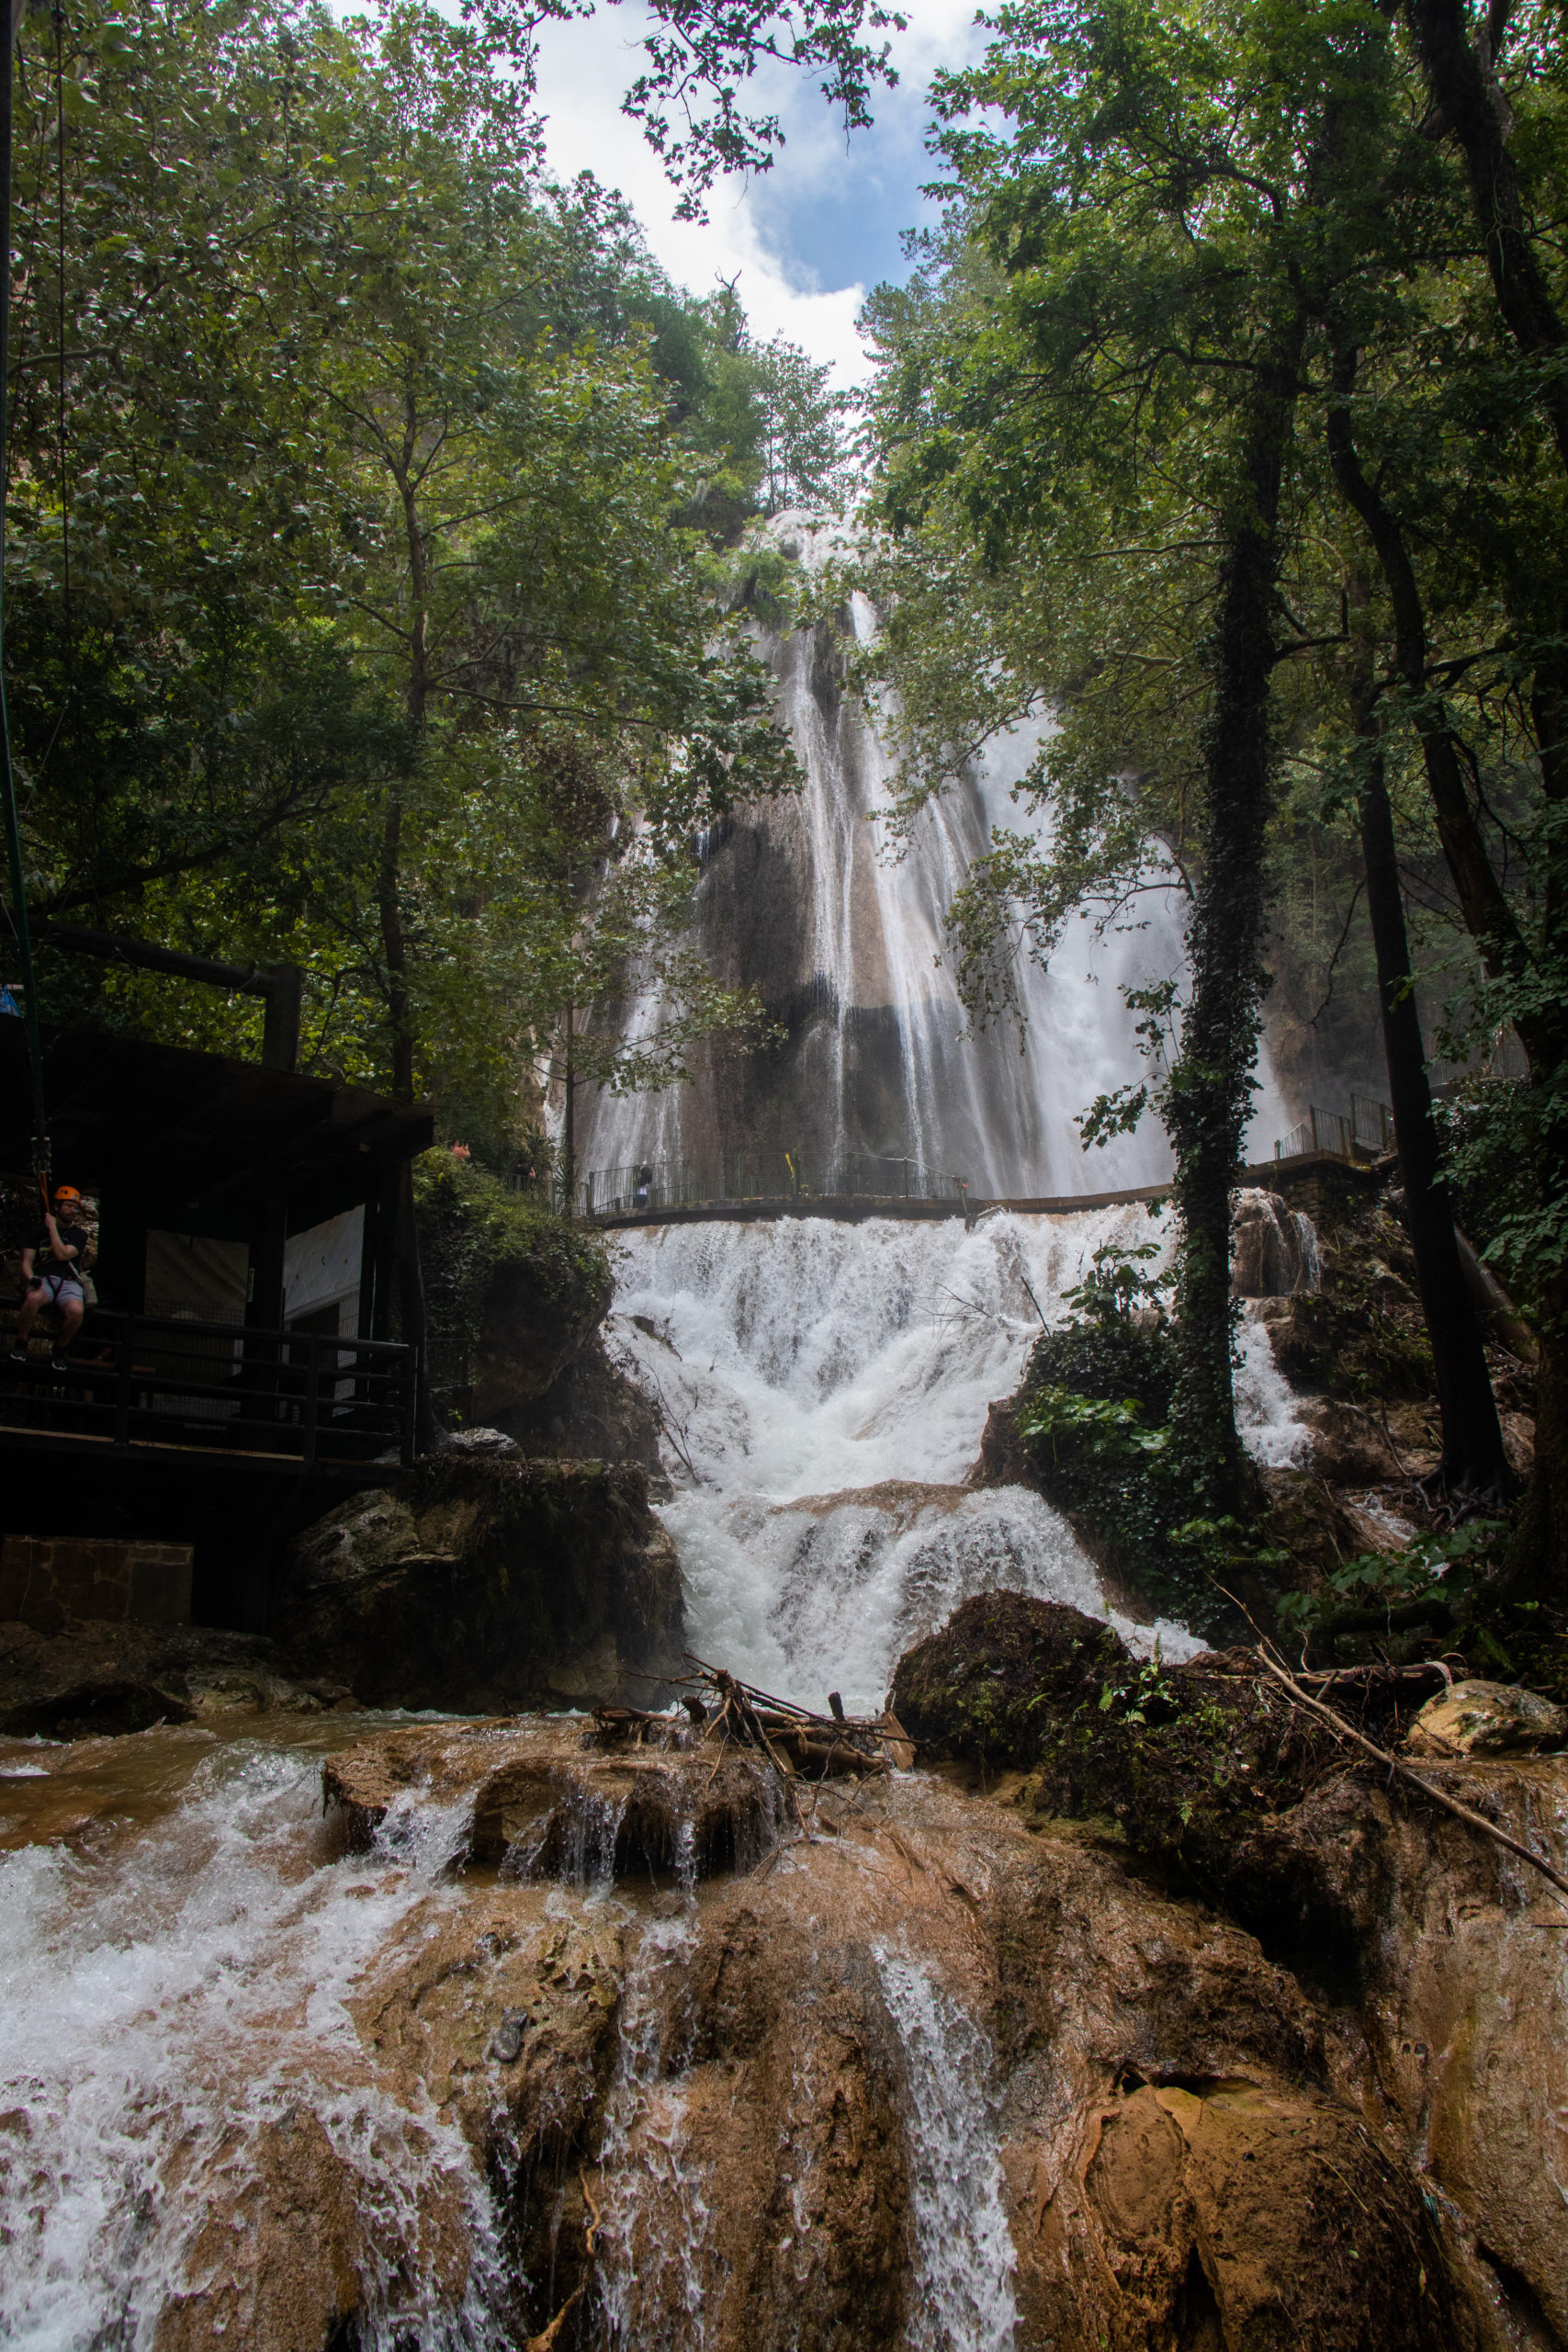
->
[143, 1232, 249, 1322]
[283, 1205, 364, 1329]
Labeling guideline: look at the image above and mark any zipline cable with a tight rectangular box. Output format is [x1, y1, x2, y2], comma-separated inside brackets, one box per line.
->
[0, 0, 50, 1178]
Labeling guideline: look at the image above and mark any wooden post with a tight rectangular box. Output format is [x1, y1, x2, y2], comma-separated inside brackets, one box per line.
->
[243, 1182, 288, 1424]
[260, 965, 303, 1073]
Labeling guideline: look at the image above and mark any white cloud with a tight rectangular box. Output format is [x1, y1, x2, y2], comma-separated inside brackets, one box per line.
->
[532, 1, 986, 384]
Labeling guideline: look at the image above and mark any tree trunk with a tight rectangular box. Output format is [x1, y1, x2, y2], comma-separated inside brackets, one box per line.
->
[560, 1010, 577, 1213]
[1164, 315, 1307, 1508]
[1327, 339, 1566, 1588]
[1401, 0, 1568, 476]
[380, 414, 434, 1445]
[1347, 620, 1511, 1496]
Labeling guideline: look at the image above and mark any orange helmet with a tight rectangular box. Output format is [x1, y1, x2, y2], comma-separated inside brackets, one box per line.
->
[51, 1184, 82, 1206]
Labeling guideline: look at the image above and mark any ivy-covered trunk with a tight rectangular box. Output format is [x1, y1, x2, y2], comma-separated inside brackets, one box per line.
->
[1347, 639, 1510, 1498]
[1163, 317, 1306, 1510]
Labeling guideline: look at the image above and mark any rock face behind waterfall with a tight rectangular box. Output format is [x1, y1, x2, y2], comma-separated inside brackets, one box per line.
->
[580, 519, 1184, 1197]
[275, 1453, 683, 1709]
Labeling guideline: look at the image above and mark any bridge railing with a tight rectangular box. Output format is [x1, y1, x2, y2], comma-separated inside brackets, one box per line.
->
[1274, 1096, 1393, 1164]
[0, 1304, 416, 1469]
[577, 1152, 971, 1217]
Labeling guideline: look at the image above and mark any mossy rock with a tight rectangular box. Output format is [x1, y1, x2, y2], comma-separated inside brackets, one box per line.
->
[890, 1593, 1337, 1901]
[415, 1154, 612, 1424]
[889, 1591, 1131, 1768]
[277, 1452, 683, 1710]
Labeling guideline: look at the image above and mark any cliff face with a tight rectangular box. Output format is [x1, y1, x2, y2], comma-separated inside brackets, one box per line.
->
[274, 1452, 684, 1710]
[579, 525, 1182, 1200]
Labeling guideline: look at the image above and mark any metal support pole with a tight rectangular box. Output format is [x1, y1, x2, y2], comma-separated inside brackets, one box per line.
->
[0, 0, 48, 1175]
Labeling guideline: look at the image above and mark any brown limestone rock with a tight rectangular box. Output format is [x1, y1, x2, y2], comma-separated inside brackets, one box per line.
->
[92, 1707, 1557, 2349]
[276, 1451, 684, 1711]
[1231, 1187, 1317, 1298]
[1406, 1678, 1568, 1758]
[322, 1716, 783, 1880]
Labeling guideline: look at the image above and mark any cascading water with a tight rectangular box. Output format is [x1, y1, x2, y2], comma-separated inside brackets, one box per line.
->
[0, 1733, 507, 2349]
[608, 1201, 1310, 1711]
[582, 513, 1291, 1194]
[0, 514, 1324, 2349]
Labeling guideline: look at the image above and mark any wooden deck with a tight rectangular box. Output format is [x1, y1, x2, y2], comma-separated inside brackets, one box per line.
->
[0, 1305, 415, 1480]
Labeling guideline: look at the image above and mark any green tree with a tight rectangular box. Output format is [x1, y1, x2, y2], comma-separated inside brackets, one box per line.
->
[866, 0, 1404, 1515]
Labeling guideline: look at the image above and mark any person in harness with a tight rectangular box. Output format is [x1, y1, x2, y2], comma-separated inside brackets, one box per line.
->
[11, 1184, 93, 1368]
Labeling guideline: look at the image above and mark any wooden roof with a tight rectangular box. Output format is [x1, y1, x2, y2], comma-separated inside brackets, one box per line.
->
[0, 1020, 433, 1204]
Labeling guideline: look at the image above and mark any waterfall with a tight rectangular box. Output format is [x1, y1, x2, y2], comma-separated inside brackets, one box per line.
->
[874, 1950, 1020, 2352]
[581, 511, 1290, 1199]
[610, 1204, 1308, 1710]
[0, 1742, 506, 2348]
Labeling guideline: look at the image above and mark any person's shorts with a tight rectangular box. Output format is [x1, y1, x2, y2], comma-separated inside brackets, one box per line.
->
[31, 1275, 85, 1307]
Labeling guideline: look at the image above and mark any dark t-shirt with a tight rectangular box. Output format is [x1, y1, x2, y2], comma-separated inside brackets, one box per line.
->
[27, 1224, 88, 1285]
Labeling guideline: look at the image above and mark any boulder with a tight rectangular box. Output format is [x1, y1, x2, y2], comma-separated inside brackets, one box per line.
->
[964, 1393, 1045, 1493]
[323, 1716, 784, 1879]
[276, 1452, 684, 1712]
[0, 1618, 342, 1738]
[889, 1590, 1129, 1766]
[1406, 1678, 1568, 1758]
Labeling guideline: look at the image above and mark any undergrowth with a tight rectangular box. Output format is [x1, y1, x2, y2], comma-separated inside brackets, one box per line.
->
[1013, 1241, 1277, 1638]
[413, 1151, 609, 1425]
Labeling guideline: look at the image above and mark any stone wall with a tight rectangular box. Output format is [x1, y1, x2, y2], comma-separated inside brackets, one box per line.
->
[0, 1534, 192, 1634]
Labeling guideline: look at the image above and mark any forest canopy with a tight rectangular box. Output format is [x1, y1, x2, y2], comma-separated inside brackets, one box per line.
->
[2, 0, 855, 1163]
[852, 0, 1568, 1586]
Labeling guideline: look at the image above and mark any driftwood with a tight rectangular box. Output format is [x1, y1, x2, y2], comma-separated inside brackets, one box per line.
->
[1253, 1644, 1568, 1905]
[682, 1656, 916, 1778]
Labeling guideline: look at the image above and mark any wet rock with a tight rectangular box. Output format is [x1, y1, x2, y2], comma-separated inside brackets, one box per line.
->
[151, 2097, 472, 2352]
[323, 1716, 785, 1880]
[442, 1425, 522, 1458]
[24, 1680, 1562, 2349]
[276, 1453, 684, 1711]
[0, 1618, 329, 1738]
[487, 2007, 528, 2063]
[886, 1598, 1568, 2344]
[333, 1762, 1465, 2351]
[1406, 1679, 1568, 1758]
[889, 1590, 1130, 1767]
[965, 1393, 1046, 1493]
[1231, 1186, 1319, 1297]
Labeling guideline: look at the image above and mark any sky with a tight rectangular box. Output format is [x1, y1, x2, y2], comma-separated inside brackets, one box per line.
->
[530, 1, 990, 384]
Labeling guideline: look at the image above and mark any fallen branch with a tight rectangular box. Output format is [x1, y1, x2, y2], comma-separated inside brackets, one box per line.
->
[525, 2173, 603, 2350]
[1251, 1644, 1568, 1905]
[525, 2285, 583, 2352]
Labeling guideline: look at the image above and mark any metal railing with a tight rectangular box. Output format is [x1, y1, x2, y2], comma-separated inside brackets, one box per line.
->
[577, 1159, 705, 1218]
[0, 1304, 416, 1471]
[830, 1154, 919, 1198]
[574, 1148, 970, 1217]
[1351, 1092, 1395, 1155]
[1274, 1097, 1394, 1164]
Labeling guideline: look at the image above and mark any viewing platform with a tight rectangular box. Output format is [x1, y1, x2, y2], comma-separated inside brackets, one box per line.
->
[0, 1304, 414, 1479]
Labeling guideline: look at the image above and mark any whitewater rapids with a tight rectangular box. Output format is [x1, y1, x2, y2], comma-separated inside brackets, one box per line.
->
[608, 1204, 1310, 1710]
